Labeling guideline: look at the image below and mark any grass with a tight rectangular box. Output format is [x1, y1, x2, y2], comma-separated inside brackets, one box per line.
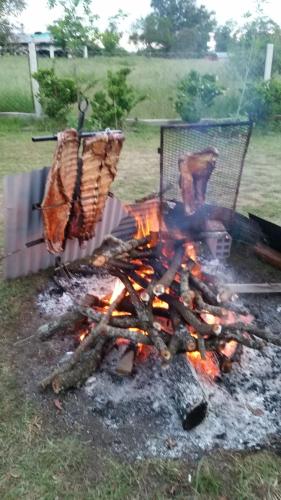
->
[1, 116, 281, 497]
[0, 55, 228, 117]
[0, 118, 280, 224]
[0, 55, 34, 112]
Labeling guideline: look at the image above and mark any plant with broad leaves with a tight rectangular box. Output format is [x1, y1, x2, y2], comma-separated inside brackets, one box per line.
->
[175, 70, 224, 123]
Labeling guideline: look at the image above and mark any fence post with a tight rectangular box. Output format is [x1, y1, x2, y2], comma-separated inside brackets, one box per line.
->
[28, 42, 42, 117]
[83, 45, 88, 59]
[49, 44, 55, 59]
[264, 43, 274, 81]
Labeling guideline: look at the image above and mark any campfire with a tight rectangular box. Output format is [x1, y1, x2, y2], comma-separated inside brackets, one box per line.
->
[28, 120, 280, 434]
[38, 201, 281, 399]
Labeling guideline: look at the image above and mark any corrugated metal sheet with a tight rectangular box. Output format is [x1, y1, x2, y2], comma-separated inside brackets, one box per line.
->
[4, 167, 128, 279]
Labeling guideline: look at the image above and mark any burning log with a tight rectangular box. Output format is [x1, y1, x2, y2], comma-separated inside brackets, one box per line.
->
[91, 235, 150, 267]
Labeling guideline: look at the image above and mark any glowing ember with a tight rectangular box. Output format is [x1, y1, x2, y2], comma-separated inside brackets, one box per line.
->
[79, 331, 87, 342]
[221, 340, 237, 358]
[110, 279, 125, 304]
[200, 312, 220, 325]
[152, 297, 169, 309]
[187, 351, 220, 380]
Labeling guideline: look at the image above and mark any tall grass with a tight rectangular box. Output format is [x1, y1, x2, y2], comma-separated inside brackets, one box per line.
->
[0, 54, 227, 117]
[0, 55, 34, 112]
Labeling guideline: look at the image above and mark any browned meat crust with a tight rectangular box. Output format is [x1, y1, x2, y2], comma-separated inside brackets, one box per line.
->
[179, 147, 219, 215]
[41, 129, 79, 254]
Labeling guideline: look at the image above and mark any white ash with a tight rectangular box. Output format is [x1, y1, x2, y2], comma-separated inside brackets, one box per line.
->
[84, 344, 281, 459]
[37, 272, 117, 317]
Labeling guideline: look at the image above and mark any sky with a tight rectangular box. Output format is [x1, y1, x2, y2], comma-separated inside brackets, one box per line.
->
[13, 0, 281, 42]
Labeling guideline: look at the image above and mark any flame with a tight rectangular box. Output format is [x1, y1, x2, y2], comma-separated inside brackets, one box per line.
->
[110, 279, 125, 304]
[187, 351, 220, 380]
[79, 331, 87, 342]
[184, 242, 197, 262]
[152, 297, 169, 309]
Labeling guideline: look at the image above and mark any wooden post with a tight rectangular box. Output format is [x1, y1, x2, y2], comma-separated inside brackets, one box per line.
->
[28, 42, 42, 117]
[83, 46, 88, 59]
[264, 43, 274, 81]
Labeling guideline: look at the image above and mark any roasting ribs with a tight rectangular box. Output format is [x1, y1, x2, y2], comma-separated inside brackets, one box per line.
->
[179, 147, 219, 215]
[41, 129, 79, 254]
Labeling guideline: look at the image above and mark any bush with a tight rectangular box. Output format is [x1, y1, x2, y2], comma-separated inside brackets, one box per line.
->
[90, 68, 145, 129]
[175, 70, 223, 123]
[242, 78, 281, 124]
[33, 68, 78, 121]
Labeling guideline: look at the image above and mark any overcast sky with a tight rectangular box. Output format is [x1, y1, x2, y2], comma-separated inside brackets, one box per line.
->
[15, 0, 281, 38]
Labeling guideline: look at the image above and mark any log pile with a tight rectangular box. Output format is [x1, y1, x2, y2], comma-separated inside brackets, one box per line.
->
[38, 233, 281, 393]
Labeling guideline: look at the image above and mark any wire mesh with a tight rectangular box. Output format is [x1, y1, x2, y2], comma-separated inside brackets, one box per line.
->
[0, 46, 34, 113]
[160, 121, 252, 218]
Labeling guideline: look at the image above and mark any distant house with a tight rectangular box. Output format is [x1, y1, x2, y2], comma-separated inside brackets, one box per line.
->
[31, 32, 64, 57]
[8, 31, 63, 57]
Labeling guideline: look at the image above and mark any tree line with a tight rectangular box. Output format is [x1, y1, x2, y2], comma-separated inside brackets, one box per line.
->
[1, 0, 281, 63]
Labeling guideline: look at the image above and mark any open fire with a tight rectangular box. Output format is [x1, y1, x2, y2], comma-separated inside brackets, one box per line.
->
[38, 198, 281, 410]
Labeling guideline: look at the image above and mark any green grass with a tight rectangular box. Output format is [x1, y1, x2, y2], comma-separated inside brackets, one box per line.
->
[0, 55, 34, 112]
[0, 118, 280, 223]
[0, 55, 227, 117]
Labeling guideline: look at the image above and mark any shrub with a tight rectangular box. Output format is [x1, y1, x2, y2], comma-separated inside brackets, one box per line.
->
[175, 70, 223, 123]
[242, 78, 281, 124]
[90, 68, 145, 129]
[33, 68, 78, 121]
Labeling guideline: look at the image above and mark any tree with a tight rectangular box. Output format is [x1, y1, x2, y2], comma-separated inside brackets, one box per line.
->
[130, 14, 173, 52]
[100, 10, 127, 54]
[230, 13, 281, 80]
[0, 0, 25, 46]
[130, 0, 216, 55]
[215, 21, 237, 52]
[47, 0, 99, 54]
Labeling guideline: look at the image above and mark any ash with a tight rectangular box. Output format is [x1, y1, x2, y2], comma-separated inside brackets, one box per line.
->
[81, 343, 281, 460]
[37, 269, 116, 317]
[36, 250, 281, 460]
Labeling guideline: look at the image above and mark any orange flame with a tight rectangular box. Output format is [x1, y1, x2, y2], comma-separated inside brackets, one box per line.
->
[110, 279, 125, 304]
[187, 351, 220, 380]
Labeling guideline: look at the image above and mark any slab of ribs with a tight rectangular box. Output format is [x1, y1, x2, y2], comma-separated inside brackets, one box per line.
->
[41, 129, 124, 254]
[178, 146, 219, 215]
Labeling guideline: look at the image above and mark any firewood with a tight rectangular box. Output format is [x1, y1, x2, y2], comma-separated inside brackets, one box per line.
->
[39, 288, 126, 391]
[116, 346, 135, 376]
[160, 293, 220, 336]
[51, 338, 107, 393]
[152, 246, 184, 296]
[189, 273, 218, 305]
[180, 267, 194, 307]
[194, 292, 227, 318]
[37, 309, 86, 340]
[224, 323, 281, 347]
[91, 235, 150, 267]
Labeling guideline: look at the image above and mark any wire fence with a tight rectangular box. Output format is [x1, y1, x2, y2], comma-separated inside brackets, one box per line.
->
[0, 44, 35, 114]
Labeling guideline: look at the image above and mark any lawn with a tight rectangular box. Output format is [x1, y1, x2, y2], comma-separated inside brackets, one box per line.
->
[1, 117, 281, 498]
[0, 54, 228, 117]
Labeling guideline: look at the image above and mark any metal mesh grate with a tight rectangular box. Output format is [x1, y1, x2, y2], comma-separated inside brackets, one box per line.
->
[160, 121, 252, 218]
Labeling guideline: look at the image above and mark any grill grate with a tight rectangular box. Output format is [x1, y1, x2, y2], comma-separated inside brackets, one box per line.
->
[159, 121, 252, 227]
